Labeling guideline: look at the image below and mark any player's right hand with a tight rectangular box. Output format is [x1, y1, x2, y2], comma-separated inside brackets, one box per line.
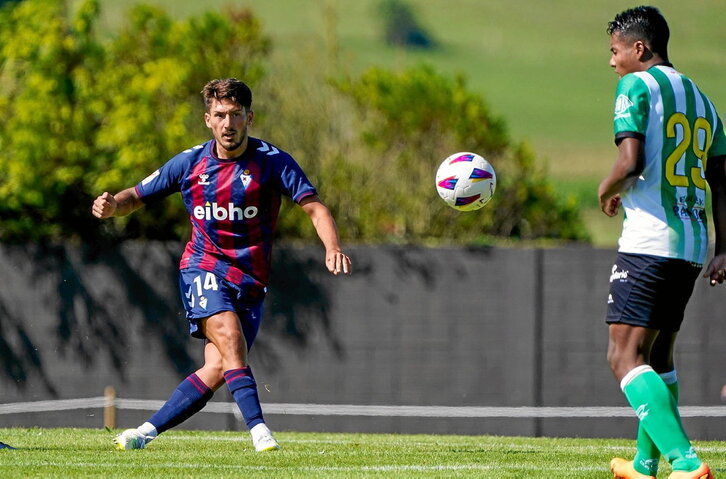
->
[600, 195, 621, 217]
[92, 192, 117, 219]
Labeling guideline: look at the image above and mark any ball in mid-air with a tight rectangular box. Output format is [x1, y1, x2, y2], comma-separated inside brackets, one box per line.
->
[435, 152, 496, 211]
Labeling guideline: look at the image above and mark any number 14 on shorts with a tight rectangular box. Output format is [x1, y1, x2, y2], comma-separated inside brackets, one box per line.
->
[185, 272, 219, 309]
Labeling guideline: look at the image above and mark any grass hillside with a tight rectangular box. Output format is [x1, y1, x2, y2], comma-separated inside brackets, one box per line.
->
[94, 0, 726, 246]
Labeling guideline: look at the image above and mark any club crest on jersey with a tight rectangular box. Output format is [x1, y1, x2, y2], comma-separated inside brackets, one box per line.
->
[614, 94, 634, 120]
[198, 173, 210, 186]
[240, 169, 252, 189]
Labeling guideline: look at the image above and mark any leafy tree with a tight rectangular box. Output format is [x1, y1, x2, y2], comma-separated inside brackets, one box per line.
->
[0, 1, 585, 245]
[0, 0, 269, 242]
[330, 65, 587, 242]
[0, 0, 102, 240]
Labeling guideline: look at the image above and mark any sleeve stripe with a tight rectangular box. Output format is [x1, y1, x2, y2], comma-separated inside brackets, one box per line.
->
[614, 131, 645, 145]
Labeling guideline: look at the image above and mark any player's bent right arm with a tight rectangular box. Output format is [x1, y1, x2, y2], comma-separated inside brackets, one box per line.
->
[92, 187, 144, 219]
[704, 154, 726, 285]
[598, 137, 645, 216]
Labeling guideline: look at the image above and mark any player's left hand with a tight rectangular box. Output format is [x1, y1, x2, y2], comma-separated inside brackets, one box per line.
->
[703, 253, 726, 286]
[326, 250, 352, 275]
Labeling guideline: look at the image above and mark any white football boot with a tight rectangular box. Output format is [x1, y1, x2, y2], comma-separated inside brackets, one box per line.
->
[250, 423, 280, 452]
[113, 428, 148, 450]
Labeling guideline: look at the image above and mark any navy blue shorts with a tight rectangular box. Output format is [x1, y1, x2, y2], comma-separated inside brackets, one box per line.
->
[606, 253, 701, 332]
[179, 268, 264, 347]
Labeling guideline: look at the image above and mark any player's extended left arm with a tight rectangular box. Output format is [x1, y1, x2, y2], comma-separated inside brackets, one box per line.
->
[704, 154, 726, 285]
[300, 195, 352, 275]
[598, 137, 645, 217]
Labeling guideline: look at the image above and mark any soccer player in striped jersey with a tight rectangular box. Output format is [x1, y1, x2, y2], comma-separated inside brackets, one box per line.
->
[599, 7, 726, 479]
[92, 78, 351, 452]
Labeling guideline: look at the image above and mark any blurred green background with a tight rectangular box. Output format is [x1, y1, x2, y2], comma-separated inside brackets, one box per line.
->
[55, 0, 725, 245]
[0, 0, 692, 247]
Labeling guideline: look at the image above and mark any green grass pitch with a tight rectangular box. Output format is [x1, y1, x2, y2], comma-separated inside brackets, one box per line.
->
[1, 428, 724, 478]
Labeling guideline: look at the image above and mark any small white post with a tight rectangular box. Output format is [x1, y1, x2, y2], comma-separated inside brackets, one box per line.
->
[104, 386, 117, 429]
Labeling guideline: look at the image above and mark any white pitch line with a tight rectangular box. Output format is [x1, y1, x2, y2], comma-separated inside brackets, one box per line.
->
[0, 398, 106, 414]
[0, 460, 606, 473]
[259, 403, 726, 418]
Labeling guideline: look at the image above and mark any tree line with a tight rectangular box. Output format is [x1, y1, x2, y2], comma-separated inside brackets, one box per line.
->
[0, 0, 587, 245]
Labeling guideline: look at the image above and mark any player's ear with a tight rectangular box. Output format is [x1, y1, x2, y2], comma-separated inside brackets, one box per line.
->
[247, 109, 254, 125]
[634, 40, 649, 61]
[204, 111, 212, 128]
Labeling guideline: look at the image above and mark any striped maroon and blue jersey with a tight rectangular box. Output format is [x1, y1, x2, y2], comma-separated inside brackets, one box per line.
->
[134, 137, 317, 293]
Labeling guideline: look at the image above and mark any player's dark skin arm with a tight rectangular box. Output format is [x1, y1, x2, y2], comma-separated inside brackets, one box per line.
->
[598, 137, 645, 216]
[703, 154, 726, 285]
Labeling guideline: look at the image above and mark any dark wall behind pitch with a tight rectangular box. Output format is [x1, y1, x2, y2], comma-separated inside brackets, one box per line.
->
[1, 243, 725, 439]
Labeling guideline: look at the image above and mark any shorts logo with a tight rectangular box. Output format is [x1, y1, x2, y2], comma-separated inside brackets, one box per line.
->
[610, 265, 629, 283]
[614, 94, 634, 120]
[185, 272, 218, 310]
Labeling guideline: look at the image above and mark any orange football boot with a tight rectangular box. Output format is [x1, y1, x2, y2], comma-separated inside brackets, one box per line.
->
[610, 458, 656, 479]
[667, 463, 713, 479]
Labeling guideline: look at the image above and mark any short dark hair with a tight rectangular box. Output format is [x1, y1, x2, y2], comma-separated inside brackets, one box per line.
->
[201, 78, 252, 111]
[607, 6, 669, 58]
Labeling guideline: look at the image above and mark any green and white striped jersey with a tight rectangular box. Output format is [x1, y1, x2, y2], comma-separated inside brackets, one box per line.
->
[613, 64, 726, 264]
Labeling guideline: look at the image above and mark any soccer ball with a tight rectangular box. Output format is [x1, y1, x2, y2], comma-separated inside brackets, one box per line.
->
[435, 152, 496, 211]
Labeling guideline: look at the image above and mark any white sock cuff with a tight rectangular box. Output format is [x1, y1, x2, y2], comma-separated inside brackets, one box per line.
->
[659, 369, 678, 385]
[138, 421, 158, 438]
[620, 365, 654, 391]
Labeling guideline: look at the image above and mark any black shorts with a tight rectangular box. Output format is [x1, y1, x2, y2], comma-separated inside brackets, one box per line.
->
[605, 253, 701, 332]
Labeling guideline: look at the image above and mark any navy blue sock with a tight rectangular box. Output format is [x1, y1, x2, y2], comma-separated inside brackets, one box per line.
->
[224, 367, 264, 429]
[148, 373, 213, 434]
